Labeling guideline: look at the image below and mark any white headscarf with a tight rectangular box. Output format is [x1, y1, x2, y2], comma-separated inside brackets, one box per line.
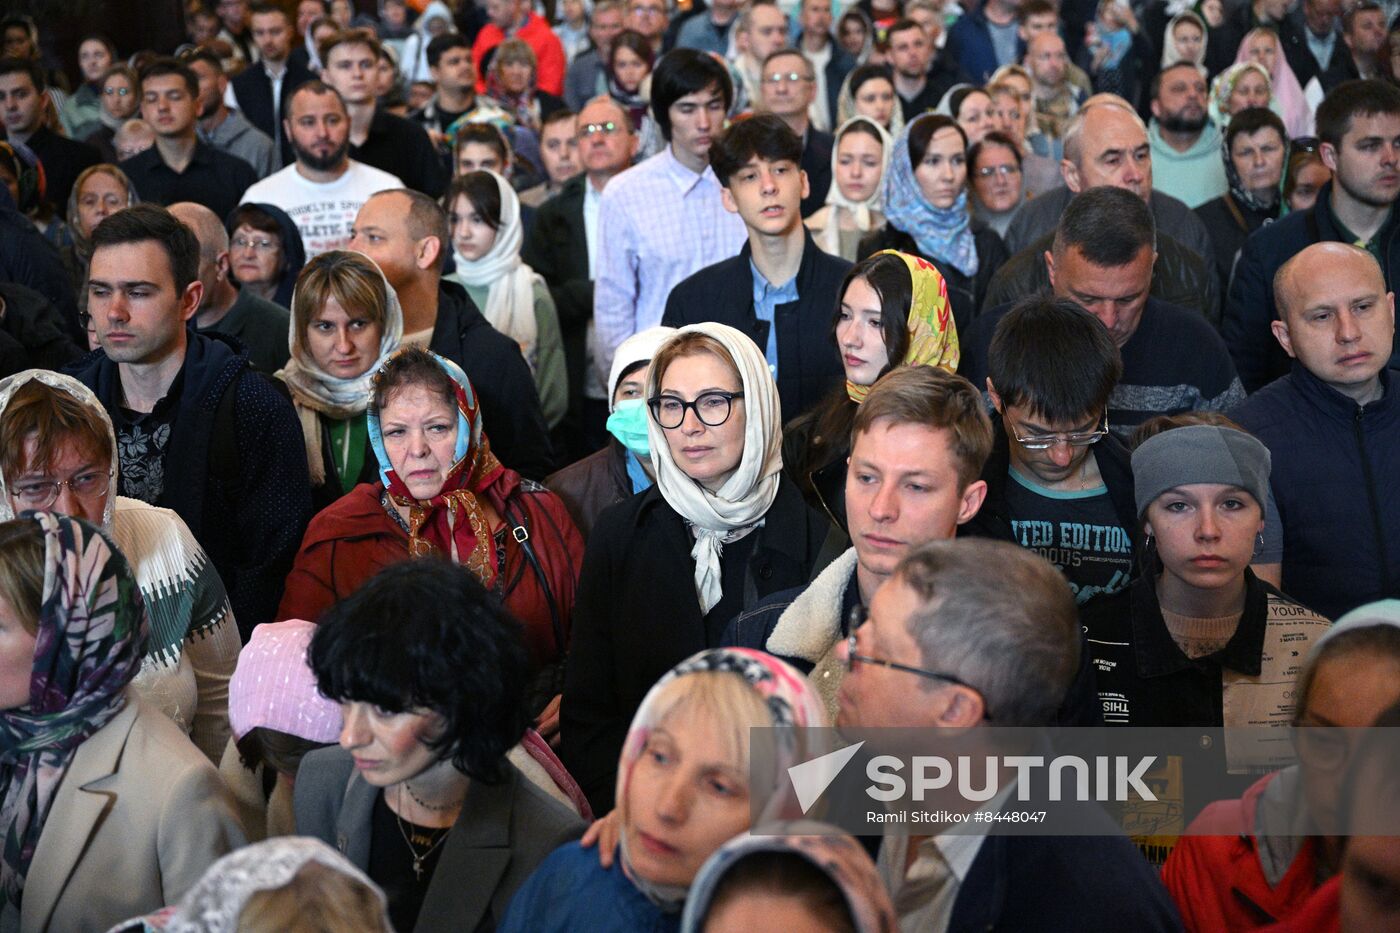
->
[1160, 11, 1209, 70]
[276, 252, 405, 486]
[447, 170, 543, 375]
[158, 837, 392, 933]
[0, 370, 118, 531]
[817, 116, 892, 257]
[609, 326, 677, 413]
[646, 324, 782, 616]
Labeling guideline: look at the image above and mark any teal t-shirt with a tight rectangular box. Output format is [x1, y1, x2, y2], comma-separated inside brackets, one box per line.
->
[1003, 465, 1133, 603]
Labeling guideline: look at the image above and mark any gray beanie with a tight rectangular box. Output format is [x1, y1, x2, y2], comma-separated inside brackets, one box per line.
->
[1131, 424, 1272, 516]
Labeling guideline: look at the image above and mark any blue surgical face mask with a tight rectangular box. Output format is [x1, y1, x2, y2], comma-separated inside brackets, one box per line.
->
[606, 397, 651, 458]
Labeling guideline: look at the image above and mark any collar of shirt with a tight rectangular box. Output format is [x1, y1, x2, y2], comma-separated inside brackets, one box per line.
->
[661, 143, 719, 195]
[749, 257, 799, 306]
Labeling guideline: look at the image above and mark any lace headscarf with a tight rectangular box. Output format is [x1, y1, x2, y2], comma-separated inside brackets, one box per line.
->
[616, 648, 829, 913]
[278, 252, 404, 487]
[882, 115, 978, 278]
[366, 349, 507, 586]
[65, 164, 137, 267]
[0, 512, 147, 908]
[646, 324, 782, 616]
[1209, 62, 1273, 130]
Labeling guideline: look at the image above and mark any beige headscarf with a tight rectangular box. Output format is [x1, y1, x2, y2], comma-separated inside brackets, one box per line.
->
[817, 116, 893, 258]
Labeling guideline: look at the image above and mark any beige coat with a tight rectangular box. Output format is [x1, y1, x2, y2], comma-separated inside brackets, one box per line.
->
[4, 694, 246, 933]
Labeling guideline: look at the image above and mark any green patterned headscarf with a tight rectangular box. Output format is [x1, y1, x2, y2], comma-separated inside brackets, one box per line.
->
[0, 512, 148, 908]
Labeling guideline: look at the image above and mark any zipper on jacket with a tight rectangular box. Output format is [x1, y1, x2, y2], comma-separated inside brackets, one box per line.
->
[1354, 406, 1392, 596]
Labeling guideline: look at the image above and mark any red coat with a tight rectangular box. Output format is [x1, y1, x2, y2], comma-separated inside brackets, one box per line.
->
[472, 12, 567, 96]
[277, 470, 584, 670]
[1162, 770, 1324, 931]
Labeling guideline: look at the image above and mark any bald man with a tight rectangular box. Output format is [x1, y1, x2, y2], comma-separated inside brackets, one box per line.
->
[1232, 242, 1400, 619]
[171, 201, 290, 373]
[1003, 98, 1213, 260]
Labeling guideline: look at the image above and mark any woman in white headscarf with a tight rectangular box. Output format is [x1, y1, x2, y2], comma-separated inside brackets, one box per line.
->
[1160, 10, 1208, 70]
[805, 115, 892, 260]
[277, 249, 404, 512]
[559, 323, 836, 816]
[443, 170, 567, 429]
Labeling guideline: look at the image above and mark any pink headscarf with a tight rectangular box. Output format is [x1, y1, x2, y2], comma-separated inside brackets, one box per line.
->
[1236, 28, 1311, 138]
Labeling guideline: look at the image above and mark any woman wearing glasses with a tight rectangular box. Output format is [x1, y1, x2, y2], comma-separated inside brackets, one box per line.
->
[82, 63, 140, 163]
[560, 324, 835, 816]
[860, 114, 1008, 334]
[1160, 601, 1400, 930]
[968, 131, 1026, 240]
[1080, 416, 1330, 806]
[0, 370, 240, 763]
[225, 202, 308, 310]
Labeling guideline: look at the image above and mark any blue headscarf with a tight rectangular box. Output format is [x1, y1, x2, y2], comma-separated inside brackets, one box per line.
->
[882, 115, 979, 279]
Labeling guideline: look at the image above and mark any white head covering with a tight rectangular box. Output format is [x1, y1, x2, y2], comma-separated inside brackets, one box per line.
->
[1311, 600, 1400, 655]
[1160, 10, 1209, 70]
[447, 170, 543, 375]
[277, 252, 405, 486]
[0, 370, 118, 531]
[609, 326, 677, 413]
[817, 116, 892, 257]
[158, 837, 392, 933]
[646, 324, 782, 615]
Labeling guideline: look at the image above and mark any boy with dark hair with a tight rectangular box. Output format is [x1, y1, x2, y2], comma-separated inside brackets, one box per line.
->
[1227, 78, 1400, 389]
[663, 113, 849, 418]
[961, 294, 1138, 605]
[70, 203, 312, 636]
[593, 48, 747, 388]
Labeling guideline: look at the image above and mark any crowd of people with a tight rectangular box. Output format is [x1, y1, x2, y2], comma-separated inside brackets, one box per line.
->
[0, 0, 1398, 929]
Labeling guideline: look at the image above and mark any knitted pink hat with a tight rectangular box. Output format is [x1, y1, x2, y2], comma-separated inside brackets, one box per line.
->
[229, 620, 343, 743]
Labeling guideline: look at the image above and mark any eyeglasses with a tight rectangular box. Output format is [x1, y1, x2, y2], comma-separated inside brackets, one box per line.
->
[231, 235, 279, 252]
[103, 86, 131, 96]
[763, 71, 815, 85]
[844, 605, 993, 719]
[1009, 412, 1110, 450]
[10, 470, 114, 509]
[581, 120, 620, 136]
[630, 3, 665, 14]
[648, 390, 744, 429]
[975, 163, 1021, 177]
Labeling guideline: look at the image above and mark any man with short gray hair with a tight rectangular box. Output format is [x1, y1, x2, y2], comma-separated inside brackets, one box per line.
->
[835, 537, 1183, 931]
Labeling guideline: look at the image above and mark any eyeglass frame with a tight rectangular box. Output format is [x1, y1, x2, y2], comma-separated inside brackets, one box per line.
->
[9, 469, 115, 509]
[1007, 411, 1111, 450]
[647, 390, 745, 429]
[102, 85, 131, 96]
[230, 234, 280, 252]
[844, 604, 993, 720]
[974, 163, 1022, 178]
[580, 121, 621, 136]
[762, 70, 815, 85]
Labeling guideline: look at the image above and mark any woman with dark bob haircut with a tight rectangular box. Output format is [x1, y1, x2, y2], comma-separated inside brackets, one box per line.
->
[294, 559, 586, 933]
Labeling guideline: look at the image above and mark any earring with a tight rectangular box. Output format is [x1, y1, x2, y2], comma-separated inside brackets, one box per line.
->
[1254, 531, 1265, 557]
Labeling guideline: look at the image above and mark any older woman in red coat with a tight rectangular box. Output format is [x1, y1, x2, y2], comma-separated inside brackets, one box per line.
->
[278, 346, 583, 730]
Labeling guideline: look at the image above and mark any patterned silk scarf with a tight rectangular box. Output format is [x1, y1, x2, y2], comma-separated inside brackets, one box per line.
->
[846, 250, 961, 403]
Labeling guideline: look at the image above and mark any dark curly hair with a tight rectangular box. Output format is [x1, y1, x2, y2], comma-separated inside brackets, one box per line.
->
[309, 559, 530, 784]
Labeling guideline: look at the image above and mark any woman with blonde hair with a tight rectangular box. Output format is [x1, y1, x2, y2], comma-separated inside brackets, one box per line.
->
[485, 38, 567, 132]
[278, 250, 404, 511]
[1209, 61, 1273, 129]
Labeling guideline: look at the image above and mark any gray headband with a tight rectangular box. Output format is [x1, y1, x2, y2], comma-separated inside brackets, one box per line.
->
[1132, 424, 1272, 516]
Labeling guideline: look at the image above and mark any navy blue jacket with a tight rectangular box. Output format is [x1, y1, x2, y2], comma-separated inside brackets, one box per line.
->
[1226, 182, 1400, 391]
[662, 229, 851, 420]
[68, 332, 313, 635]
[945, 4, 1024, 83]
[1231, 364, 1400, 619]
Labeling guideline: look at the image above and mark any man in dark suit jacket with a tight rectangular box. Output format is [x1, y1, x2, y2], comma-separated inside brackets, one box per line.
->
[1279, 0, 1343, 90]
[523, 95, 638, 460]
[0, 57, 100, 211]
[834, 538, 1184, 932]
[796, 0, 856, 132]
[231, 3, 313, 165]
[663, 114, 849, 420]
[758, 47, 834, 217]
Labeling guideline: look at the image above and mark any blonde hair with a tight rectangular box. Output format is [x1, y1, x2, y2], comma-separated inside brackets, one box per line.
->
[494, 37, 538, 72]
[237, 861, 393, 933]
[291, 251, 390, 355]
[650, 332, 741, 394]
[0, 520, 44, 636]
[637, 671, 775, 781]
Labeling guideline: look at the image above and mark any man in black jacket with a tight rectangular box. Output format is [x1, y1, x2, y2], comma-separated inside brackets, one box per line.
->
[70, 204, 312, 636]
[0, 282, 82, 377]
[350, 189, 554, 478]
[1226, 79, 1400, 391]
[522, 96, 638, 460]
[959, 294, 1138, 606]
[1279, 0, 1343, 91]
[0, 57, 100, 211]
[795, 0, 855, 132]
[232, 3, 314, 166]
[663, 114, 849, 421]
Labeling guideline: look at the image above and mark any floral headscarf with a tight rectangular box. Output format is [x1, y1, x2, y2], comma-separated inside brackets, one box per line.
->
[156, 837, 392, 933]
[0, 512, 147, 908]
[366, 349, 506, 586]
[681, 821, 899, 933]
[616, 649, 829, 912]
[846, 251, 960, 403]
[1209, 62, 1273, 130]
[883, 115, 979, 279]
[1220, 118, 1289, 216]
[65, 164, 138, 265]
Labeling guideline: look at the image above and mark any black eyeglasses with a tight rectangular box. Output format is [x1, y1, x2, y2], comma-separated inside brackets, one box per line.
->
[844, 604, 993, 719]
[648, 391, 744, 429]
